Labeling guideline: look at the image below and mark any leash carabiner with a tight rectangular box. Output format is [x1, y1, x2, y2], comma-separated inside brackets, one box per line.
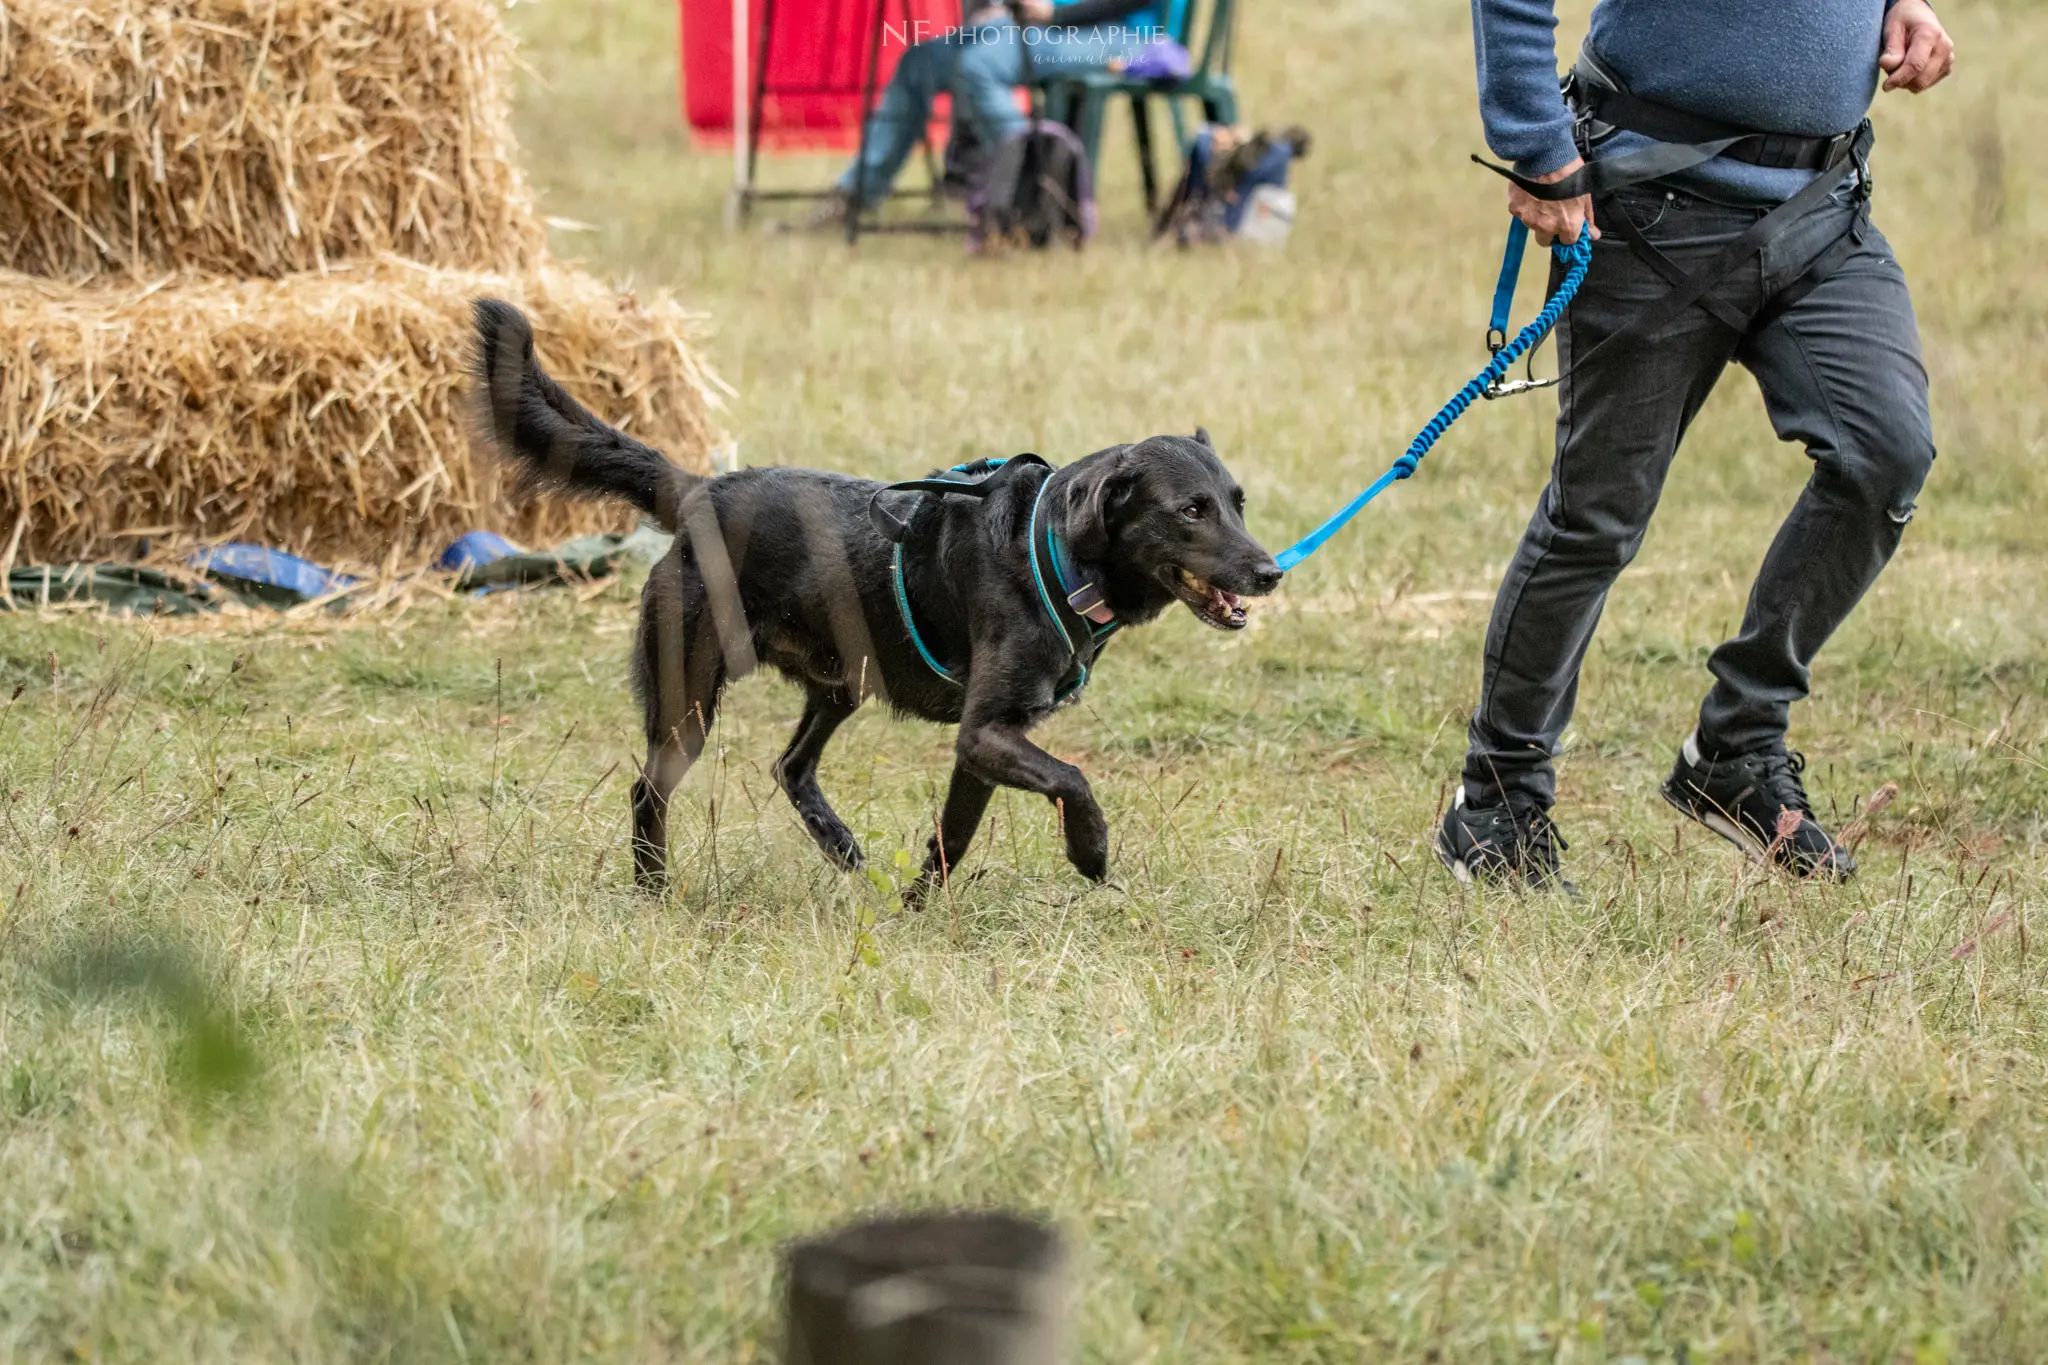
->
[1483, 352, 1560, 401]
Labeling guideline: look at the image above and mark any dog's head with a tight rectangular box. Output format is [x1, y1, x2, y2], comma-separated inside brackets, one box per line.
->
[1061, 430, 1283, 631]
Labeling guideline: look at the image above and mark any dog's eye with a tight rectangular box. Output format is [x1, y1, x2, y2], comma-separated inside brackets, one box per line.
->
[1180, 503, 1204, 521]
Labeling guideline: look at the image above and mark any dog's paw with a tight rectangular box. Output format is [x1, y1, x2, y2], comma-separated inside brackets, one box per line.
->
[803, 814, 864, 870]
[1064, 816, 1111, 883]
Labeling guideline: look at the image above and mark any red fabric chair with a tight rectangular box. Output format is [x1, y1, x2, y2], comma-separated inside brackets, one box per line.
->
[680, 0, 961, 151]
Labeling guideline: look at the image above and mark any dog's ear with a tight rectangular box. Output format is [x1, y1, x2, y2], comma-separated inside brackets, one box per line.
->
[1064, 447, 1137, 563]
[1193, 426, 1213, 449]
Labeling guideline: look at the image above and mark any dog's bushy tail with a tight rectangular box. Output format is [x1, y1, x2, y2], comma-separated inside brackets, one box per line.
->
[469, 298, 696, 530]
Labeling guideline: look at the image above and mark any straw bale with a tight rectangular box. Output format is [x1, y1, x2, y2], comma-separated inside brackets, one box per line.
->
[0, 262, 726, 567]
[0, 0, 544, 280]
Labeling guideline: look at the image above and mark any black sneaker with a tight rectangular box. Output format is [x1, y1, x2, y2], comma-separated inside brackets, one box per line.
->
[1661, 733, 1855, 881]
[1434, 789, 1577, 894]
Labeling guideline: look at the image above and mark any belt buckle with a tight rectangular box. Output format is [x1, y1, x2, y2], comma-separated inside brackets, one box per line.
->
[1819, 131, 1851, 168]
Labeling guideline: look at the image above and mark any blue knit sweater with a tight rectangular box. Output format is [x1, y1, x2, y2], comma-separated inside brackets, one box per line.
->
[1472, 0, 1896, 203]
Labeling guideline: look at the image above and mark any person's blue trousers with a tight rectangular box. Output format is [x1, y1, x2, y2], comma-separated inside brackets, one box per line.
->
[837, 20, 1152, 205]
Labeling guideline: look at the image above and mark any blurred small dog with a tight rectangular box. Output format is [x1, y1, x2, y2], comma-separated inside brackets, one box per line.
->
[469, 300, 1282, 896]
[1156, 123, 1312, 245]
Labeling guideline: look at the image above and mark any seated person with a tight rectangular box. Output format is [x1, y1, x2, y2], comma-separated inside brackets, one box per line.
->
[816, 0, 1168, 219]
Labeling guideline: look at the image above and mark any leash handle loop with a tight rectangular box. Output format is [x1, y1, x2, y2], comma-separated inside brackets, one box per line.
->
[1487, 217, 1529, 351]
[1470, 134, 1743, 202]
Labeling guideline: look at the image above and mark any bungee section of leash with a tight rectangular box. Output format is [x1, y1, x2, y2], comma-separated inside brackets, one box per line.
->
[1273, 225, 1596, 571]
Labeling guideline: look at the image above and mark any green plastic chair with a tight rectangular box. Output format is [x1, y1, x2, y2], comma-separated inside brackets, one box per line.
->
[1031, 0, 1239, 213]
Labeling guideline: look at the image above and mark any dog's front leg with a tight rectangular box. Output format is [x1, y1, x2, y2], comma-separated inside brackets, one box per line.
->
[954, 722, 1109, 883]
[905, 763, 997, 905]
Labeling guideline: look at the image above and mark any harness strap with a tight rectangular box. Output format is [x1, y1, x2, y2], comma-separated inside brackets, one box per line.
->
[1605, 208, 1751, 334]
[1575, 88, 1856, 174]
[1549, 128, 1866, 385]
[877, 455, 1116, 698]
[891, 542, 959, 685]
[867, 455, 1045, 544]
[1028, 479, 1120, 702]
[1750, 202, 1871, 332]
[1603, 186, 1871, 341]
[874, 456, 1041, 688]
[1474, 49, 1862, 205]
[1471, 134, 1747, 204]
[1471, 38, 1872, 375]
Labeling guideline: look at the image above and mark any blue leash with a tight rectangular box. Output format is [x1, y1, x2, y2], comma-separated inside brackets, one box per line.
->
[1273, 223, 1596, 571]
[1487, 217, 1532, 352]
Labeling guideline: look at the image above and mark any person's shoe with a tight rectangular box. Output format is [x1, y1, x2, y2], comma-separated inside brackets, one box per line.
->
[1661, 733, 1855, 881]
[1434, 788, 1577, 894]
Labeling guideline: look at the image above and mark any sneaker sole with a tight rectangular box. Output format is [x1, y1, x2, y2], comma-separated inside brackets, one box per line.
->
[1433, 827, 1580, 895]
[1432, 828, 1476, 885]
[1661, 781, 1855, 882]
[1660, 782, 1770, 862]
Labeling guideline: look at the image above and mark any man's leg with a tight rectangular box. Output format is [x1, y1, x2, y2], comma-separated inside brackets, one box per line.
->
[1461, 192, 1758, 812]
[1696, 208, 1935, 754]
[839, 29, 1015, 205]
[950, 27, 1027, 150]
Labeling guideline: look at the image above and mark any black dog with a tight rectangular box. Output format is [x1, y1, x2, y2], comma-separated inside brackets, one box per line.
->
[470, 300, 1283, 894]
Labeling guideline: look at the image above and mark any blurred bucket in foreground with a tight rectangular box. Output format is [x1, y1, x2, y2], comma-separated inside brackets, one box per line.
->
[784, 1211, 1068, 1365]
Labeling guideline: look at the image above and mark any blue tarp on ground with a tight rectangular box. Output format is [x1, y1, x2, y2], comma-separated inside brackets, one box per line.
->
[1, 526, 674, 615]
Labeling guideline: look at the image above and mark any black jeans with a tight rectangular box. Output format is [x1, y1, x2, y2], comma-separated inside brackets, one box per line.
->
[1462, 183, 1935, 808]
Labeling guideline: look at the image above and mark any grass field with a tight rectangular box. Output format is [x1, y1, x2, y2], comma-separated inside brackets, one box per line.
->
[5, 0, 2047, 1359]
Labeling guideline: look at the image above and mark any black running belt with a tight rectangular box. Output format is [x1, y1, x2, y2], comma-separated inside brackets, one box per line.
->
[1471, 110, 1869, 384]
[1554, 129, 1865, 379]
[1473, 122, 1859, 204]
[1573, 82, 1858, 174]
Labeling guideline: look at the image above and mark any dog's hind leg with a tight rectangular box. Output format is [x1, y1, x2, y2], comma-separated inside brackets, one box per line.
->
[630, 552, 725, 890]
[772, 688, 863, 869]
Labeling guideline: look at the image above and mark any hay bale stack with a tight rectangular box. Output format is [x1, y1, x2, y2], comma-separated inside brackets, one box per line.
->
[0, 264, 724, 567]
[0, 0, 544, 280]
[0, 0, 727, 571]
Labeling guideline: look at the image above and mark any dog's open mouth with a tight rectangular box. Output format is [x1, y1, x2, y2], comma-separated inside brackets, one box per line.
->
[1173, 568, 1247, 630]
